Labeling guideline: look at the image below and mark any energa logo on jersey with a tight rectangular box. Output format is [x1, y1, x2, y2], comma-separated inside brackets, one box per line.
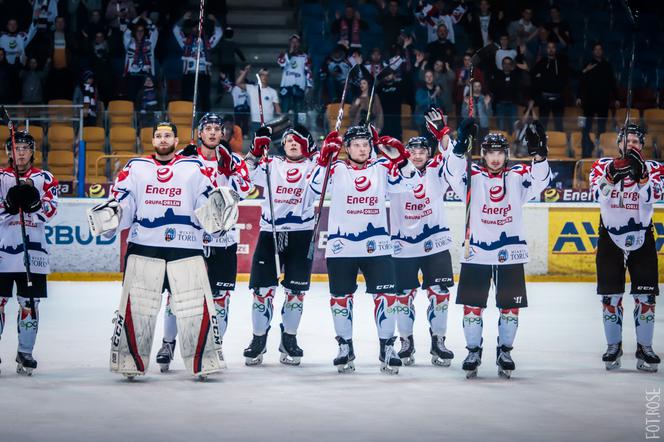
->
[413, 184, 426, 199]
[157, 167, 173, 183]
[489, 185, 505, 203]
[354, 176, 371, 192]
[286, 168, 302, 183]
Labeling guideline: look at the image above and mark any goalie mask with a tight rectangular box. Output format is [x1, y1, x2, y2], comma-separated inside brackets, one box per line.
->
[281, 124, 316, 158]
[617, 123, 645, 152]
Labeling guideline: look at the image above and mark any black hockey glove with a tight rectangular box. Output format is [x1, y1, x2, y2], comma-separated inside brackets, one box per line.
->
[606, 158, 631, 184]
[180, 143, 199, 157]
[626, 149, 648, 182]
[525, 120, 548, 158]
[5, 183, 41, 214]
[454, 117, 476, 156]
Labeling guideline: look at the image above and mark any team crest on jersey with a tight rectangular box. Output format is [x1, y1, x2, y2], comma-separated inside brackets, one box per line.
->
[331, 240, 344, 254]
[203, 233, 212, 244]
[157, 167, 174, 183]
[393, 241, 403, 254]
[489, 185, 505, 203]
[413, 184, 426, 199]
[625, 234, 634, 248]
[164, 227, 176, 242]
[354, 176, 371, 192]
[286, 168, 302, 183]
[497, 248, 508, 263]
[366, 240, 377, 254]
[424, 239, 433, 253]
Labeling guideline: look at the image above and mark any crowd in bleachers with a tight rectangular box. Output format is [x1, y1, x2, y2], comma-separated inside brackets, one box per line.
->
[0, 0, 663, 189]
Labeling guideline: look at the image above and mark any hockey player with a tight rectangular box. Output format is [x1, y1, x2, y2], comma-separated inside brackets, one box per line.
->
[589, 124, 662, 372]
[309, 125, 418, 374]
[156, 113, 251, 372]
[0, 131, 58, 375]
[390, 109, 456, 367]
[242, 123, 318, 366]
[87, 121, 239, 380]
[444, 121, 550, 378]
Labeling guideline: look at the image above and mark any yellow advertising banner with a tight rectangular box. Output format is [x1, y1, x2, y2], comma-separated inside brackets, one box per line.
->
[548, 207, 664, 276]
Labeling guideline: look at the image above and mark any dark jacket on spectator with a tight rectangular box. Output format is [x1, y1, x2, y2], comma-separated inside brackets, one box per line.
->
[577, 58, 618, 109]
[490, 68, 527, 104]
[463, 10, 505, 49]
[531, 55, 569, 102]
[425, 39, 457, 66]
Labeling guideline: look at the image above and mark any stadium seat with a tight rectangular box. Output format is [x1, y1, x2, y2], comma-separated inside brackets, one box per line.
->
[48, 99, 74, 123]
[643, 134, 657, 159]
[0, 126, 8, 143]
[546, 131, 570, 159]
[47, 125, 75, 151]
[614, 107, 640, 125]
[643, 108, 664, 132]
[326, 103, 351, 132]
[168, 101, 193, 128]
[570, 131, 597, 158]
[82, 127, 106, 152]
[139, 127, 153, 152]
[401, 104, 413, 131]
[107, 100, 135, 127]
[572, 159, 596, 190]
[563, 106, 582, 132]
[47, 150, 76, 180]
[86, 151, 108, 176]
[109, 127, 137, 153]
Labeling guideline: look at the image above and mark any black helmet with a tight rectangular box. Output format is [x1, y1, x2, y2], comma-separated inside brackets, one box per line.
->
[405, 136, 433, 157]
[480, 133, 509, 156]
[282, 124, 316, 158]
[617, 123, 645, 149]
[197, 112, 225, 136]
[343, 125, 372, 146]
[5, 130, 36, 162]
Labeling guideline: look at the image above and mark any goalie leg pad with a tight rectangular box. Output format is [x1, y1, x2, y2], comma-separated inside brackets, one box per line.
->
[167, 256, 224, 376]
[111, 255, 166, 376]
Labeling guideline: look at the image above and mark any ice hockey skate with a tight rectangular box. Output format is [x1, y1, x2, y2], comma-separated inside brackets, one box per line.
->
[156, 339, 175, 372]
[279, 324, 303, 366]
[398, 335, 415, 366]
[380, 337, 402, 375]
[496, 345, 515, 379]
[602, 342, 623, 370]
[636, 344, 660, 372]
[244, 327, 269, 366]
[430, 331, 454, 367]
[16, 352, 37, 376]
[334, 336, 355, 373]
[462, 347, 482, 379]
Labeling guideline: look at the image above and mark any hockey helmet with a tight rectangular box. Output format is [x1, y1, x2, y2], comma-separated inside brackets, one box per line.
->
[5, 130, 36, 163]
[343, 125, 372, 147]
[617, 123, 645, 151]
[405, 136, 433, 157]
[198, 113, 225, 135]
[281, 124, 316, 158]
[480, 133, 509, 169]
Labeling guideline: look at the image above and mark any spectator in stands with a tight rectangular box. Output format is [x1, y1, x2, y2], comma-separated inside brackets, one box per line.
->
[415, 69, 444, 133]
[20, 57, 48, 105]
[415, 0, 467, 44]
[419, 59, 454, 114]
[350, 77, 383, 131]
[1, 18, 37, 66]
[531, 41, 568, 132]
[237, 67, 281, 137]
[45, 16, 77, 101]
[377, 68, 405, 139]
[455, 51, 485, 115]
[377, 0, 413, 52]
[331, 4, 368, 49]
[90, 31, 113, 104]
[277, 34, 312, 122]
[28, 0, 58, 67]
[320, 44, 351, 104]
[231, 65, 251, 136]
[364, 47, 387, 79]
[528, 26, 552, 64]
[174, 12, 222, 113]
[136, 74, 162, 128]
[495, 34, 517, 71]
[425, 23, 457, 67]
[106, 0, 137, 30]
[507, 7, 538, 47]
[463, 0, 504, 49]
[81, 70, 98, 126]
[0, 48, 18, 104]
[217, 26, 245, 87]
[577, 42, 620, 158]
[462, 79, 491, 146]
[489, 56, 526, 134]
[123, 15, 158, 101]
[347, 48, 372, 102]
[545, 6, 571, 48]
[81, 10, 109, 46]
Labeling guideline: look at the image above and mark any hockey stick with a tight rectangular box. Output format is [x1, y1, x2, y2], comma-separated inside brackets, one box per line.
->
[307, 64, 357, 261]
[256, 73, 281, 278]
[365, 75, 377, 125]
[190, 0, 206, 143]
[2, 106, 36, 317]
[463, 61, 476, 260]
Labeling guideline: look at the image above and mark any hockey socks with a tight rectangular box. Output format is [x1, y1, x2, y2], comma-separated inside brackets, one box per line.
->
[602, 295, 623, 345]
[0, 297, 6, 338]
[427, 285, 450, 337]
[281, 290, 304, 335]
[252, 287, 275, 336]
[463, 306, 483, 348]
[396, 289, 416, 337]
[373, 293, 397, 340]
[634, 294, 656, 347]
[214, 290, 231, 339]
[498, 308, 519, 348]
[330, 294, 353, 340]
[163, 291, 178, 342]
[17, 297, 39, 354]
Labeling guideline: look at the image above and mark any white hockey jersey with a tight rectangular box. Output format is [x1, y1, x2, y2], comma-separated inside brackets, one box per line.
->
[390, 154, 453, 258]
[0, 24, 37, 65]
[0, 167, 58, 274]
[277, 52, 313, 90]
[445, 153, 551, 265]
[589, 157, 664, 251]
[249, 156, 316, 232]
[173, 22, 222, 75]
[309, 158, 417, 258]
[111, 155, 216, 250]
[415, 3, 466, 44]
[196, 148, 252, 248]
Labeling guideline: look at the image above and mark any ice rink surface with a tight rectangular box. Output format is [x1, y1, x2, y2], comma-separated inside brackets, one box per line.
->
[0, 281, 662, 442]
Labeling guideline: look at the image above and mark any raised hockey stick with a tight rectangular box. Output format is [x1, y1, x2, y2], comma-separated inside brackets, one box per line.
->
[190, 0, 206, 143]
[256, 73, 281, 278]
[463, 62, 476, 260]
[2, 106, 36, 316]
[365, 74, 378, 125]
[307, 64, 357, 261]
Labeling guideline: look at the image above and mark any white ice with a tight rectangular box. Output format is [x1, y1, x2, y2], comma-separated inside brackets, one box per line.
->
[0, 281, 662, 442]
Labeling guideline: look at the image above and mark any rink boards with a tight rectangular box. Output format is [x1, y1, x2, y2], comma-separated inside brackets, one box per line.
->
[45, 199, 664, 280]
